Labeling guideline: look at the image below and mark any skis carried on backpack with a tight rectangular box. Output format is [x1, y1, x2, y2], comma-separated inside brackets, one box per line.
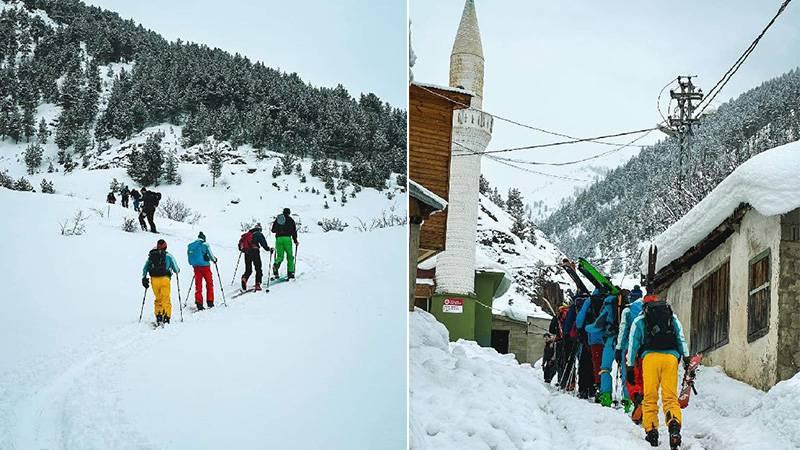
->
[679, 353, 702, 408]
[577, 258, 619, 295]
[559, 259, 590, 295]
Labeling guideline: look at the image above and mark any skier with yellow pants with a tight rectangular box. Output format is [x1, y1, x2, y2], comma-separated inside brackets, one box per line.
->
[626, 294, 689, 449]
[141, 239, 180, 325]
[271, 208, 298, 279]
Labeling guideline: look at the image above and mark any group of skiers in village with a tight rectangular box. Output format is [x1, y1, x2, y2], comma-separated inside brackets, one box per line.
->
[139, 208, 298, 326]
[107, 185, 161, 232]
[542, 285, 693, 448]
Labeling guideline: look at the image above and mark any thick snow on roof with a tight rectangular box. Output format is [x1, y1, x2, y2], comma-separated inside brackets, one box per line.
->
[411, 81, 474, 98]
[409, 179, 448, 211]
[646, 141, 800, 273]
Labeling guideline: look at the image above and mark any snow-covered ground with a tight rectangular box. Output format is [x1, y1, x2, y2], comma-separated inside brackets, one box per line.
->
[410, 309, 800, 450]
[0, 149, 407, 448]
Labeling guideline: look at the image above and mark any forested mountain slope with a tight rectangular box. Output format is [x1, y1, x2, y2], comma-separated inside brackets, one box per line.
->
[541, 68, 800, 273]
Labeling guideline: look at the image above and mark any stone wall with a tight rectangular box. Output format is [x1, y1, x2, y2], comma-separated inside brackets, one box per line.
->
[777, 208, 800, 382]
[663, 209, 782, 390]
[491, 315, 549, 365]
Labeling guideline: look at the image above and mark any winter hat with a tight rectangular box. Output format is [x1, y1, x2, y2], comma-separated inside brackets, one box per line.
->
[283, 208, 291, 216]
[254, 223, 262, 230]
[156, 239, 167, 250]
[630, 285, 643, 300]
[198, 232, 206, 241]
[643, 294, 659, 303]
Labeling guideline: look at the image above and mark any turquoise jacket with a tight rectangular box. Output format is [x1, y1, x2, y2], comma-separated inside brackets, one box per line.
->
[142, 252, 180, 278]
[187, 239, 216, 267]
[615, 299, 643, 352]
[626, 312, 689, 366]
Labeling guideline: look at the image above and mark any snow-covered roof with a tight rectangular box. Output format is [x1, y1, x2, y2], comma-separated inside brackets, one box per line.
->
[410, 81, 474, 98]
[409, 179, 448, 211]
[645, 141, 800, 273]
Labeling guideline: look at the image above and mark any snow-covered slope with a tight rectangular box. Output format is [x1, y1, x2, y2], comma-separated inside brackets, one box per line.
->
[477, 195, 571, 320]
[0, 153, 406, 448]
[410, 309, 800, 450]
[645, 141, 800, 273]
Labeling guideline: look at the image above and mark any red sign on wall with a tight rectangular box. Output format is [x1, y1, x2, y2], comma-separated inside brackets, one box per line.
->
[443, 298, 464, 313]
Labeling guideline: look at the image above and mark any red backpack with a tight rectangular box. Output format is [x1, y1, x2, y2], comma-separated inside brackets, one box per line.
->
[238, 231, 254, 251]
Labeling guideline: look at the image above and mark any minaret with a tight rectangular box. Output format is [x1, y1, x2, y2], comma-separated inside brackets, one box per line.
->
[436, 0, 493, 296]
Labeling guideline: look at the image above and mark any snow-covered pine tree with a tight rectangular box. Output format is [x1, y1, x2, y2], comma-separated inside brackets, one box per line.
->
[24, 142, 43, 175]
[37, 117, 48, 144]
[14, 177, 34, 192]
[207, 145, 222, 187]
[40, 178, 55, 194]
[164, 149, 182, 185]
[272, 160, 283, 178]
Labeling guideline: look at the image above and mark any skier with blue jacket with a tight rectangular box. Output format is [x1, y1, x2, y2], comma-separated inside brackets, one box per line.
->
[617, 285, 644, 419]
[577, 288, 607, 400]
[187, 232, 217, 310]
[585, 291, 621, 407]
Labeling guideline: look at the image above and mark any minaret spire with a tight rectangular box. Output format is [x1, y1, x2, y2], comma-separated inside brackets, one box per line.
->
[449, 0, 485, 107]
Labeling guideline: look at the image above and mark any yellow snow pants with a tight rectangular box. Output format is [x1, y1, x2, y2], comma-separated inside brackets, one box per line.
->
[151, 276, 172, 319]
[642, 352, 681, 432]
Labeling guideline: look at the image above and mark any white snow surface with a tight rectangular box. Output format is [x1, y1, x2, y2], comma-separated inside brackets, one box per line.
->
[645, 141, 800, 273]
[0, 150, 407, 447]
[410, 309, 800, 449]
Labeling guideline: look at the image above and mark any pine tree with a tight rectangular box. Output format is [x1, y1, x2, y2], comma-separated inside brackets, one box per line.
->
[280, 153, 296, 175]
[207, 145, 222, 187]
[40, 178, 55, 194]
[272, 160, 283, 178]
[479, 174, 490, 195]
[109, 178, 121, 193]
[37, 117, 48, 144]
[73, 129, 90, 156]
[24, 142, 43, 175]
[162, 149, 181, 185]
[14, 177, 34, 192]
[325, 175, 335, 194]
[47, 161, 55, 173]
[21, 105, 35, 142]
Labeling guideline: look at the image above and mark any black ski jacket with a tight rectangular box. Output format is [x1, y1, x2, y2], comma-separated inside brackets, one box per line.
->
[271, 214, 297, 241]
[142, 190, 161, 210]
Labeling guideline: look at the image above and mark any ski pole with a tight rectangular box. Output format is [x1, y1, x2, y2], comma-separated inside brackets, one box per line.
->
[138, 286, 147, 323]
[176, 273, 184, 322]
[264, 250, 273, 293]
[213, 261, 228, 307]
[231, 252, 242, 286]
[294, 241, 299, 273]
[183, 273, 195, 308]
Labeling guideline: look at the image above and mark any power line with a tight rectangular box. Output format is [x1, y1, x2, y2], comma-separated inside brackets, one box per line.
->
[417, 84, 650, 149]
[452, 141, 591, 182]
[656, 77, 678, 124]
[456, 127, 656, 156]
[694, 0, 792, 117]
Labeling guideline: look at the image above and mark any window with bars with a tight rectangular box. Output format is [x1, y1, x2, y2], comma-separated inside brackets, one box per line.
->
[748, 250, 771, 342]
[691, 261, 730, 355]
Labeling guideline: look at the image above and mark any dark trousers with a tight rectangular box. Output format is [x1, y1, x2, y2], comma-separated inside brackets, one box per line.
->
[139, 207, 156, 232]
[242, 250, 262, 285]
[578, 339, 596, 397]
[558, 337, 577, 390]
[543, 341, 557, 383]
[121, 197, 129, 208]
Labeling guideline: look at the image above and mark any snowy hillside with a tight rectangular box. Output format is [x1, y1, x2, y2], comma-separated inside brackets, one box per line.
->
[410, 309, 800, 450]
[0, 149, 407, 448]
[477, 194, 572, 320]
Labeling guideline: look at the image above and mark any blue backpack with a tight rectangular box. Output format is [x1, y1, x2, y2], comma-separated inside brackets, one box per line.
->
[187, 240, 209, 266]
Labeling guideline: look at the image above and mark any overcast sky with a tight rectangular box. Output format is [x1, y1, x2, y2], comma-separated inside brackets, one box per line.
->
[83, 0, 407, 108]
[411, 0, 800, 209]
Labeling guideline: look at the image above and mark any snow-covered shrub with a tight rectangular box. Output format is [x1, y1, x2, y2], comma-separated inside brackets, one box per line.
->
[24, 143, 43, 174]
[40, 179, 55, 194]
[272, 161, 283, 178]
[89, 207, 105, 218]
[158, 197, 202, 224]
[355, 209, 407, 232]
[0, 170, 14, 189]
[396, 173, 407, 190]
[318, 217, 348, 232]
[109, 178, 121, 193]
[300, 174, 307, 183]
[14, 177, 34, 192]
[240, 218, 260, 232]
[59, 210, 88, 236]
[122, 217, 137, 232]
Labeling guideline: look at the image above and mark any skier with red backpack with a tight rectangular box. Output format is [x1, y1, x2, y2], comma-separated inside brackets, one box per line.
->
[239, 223, 273, 291]
[626, 294, 689, 449]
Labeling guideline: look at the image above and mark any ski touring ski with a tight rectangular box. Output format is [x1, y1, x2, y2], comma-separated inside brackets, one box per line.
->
[679, 353, 702, 409]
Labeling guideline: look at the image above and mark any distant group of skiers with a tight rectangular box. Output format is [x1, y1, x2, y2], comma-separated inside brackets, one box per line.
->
[107, 185, 161, 233]
[542, 285, 693, 448]
[140, 208, 298, 326]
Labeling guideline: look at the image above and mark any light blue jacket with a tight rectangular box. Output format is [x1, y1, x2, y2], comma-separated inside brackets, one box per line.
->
[142, 252, 180, 278]
[187, 239, 216, 267]
[626, 312, 689, 366]
[616, 299, 643, 351]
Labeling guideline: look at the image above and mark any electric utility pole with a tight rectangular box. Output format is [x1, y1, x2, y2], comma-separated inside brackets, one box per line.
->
[666, 76, 704, 184]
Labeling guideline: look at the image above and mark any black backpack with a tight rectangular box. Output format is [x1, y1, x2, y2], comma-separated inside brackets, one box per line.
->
[148, 249, 170, 277]
[642, 301, 678, 351]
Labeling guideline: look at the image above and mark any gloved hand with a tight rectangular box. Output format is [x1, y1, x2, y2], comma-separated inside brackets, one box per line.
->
[213, 257, 218, 263]
[142, 277, 149, 288]
[626, 366, 635, 382]
[615, 350, 622, 365]
[683, 356, 692, 370]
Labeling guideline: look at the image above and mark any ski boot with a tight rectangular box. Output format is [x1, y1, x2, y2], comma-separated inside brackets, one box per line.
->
[207, 301, 214, 309]
[598, 392, 612, 407]
[196, 303, 205, 311]
[164, 315, 170, 324]
[668, 417, 681, 449]
[241, 276, 248, 291]
[288, 271, 295, 280]
[155, 313, 163, 325]
[577, 389, 589, 400]
[254, 283, 262, 292]
[645, 429, 659, 447]
[621, 398, 632, 413]
[272, 264, 279, 279]
[631, 393, 643, 424]
[594, 391, 602, 404]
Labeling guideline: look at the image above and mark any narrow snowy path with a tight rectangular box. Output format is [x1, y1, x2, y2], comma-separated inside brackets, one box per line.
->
[0, 189, 406, 449]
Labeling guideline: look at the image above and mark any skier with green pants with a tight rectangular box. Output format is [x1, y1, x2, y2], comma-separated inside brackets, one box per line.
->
[271, 208, 298, 279]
